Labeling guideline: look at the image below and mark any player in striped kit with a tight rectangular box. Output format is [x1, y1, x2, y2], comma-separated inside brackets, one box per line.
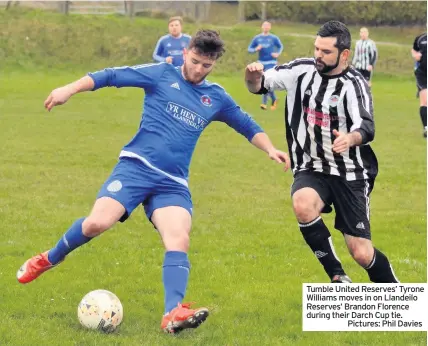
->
[352, 27, 377, 87]
[245, 21, 399, 284]
[248, 21, 283, 111]
[411, 32, 427, 137]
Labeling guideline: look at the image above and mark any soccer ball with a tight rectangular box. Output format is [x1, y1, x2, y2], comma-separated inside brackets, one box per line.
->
[77, 289, 123, 333]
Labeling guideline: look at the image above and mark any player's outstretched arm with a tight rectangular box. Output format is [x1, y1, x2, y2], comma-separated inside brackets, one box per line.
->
[251, 132, 291, 171]
[44, 76, 95, 112]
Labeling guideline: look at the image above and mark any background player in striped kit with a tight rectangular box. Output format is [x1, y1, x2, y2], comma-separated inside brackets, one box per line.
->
[245, 20, 399, 284]
[411, 32, 427, 137]
[248, 21, 283, 111]
[352, 27, 377, 87]
[152, 16, 191, 67]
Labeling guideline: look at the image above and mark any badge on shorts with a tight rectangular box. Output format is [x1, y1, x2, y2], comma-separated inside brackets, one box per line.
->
[107, 180, 122, 193]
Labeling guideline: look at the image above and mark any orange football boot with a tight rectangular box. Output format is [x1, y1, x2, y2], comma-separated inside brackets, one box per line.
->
[17, 251, 58, 284]
[270, 100, 278, 110]
[260, 104, 267, 110]
[161, 302, 209, 334]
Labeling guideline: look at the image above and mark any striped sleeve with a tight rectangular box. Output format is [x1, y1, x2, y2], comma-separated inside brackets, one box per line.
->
[345, 75, 375, 144]
[369, 40, 377, 66]
[263, 58, 314, 91]
[352, 41, 360, 66]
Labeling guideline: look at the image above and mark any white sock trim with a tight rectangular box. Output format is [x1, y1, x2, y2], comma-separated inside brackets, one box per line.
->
[298, 216, 321, 228]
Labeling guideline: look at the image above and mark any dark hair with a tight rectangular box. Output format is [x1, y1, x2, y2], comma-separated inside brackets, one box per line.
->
[188, 30, 225, 60]
[317, 20, 351, 52]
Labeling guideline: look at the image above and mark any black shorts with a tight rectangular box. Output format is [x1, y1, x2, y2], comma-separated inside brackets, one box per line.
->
[415, 69, 427, 91]
[291, 171, 374, 239]
[356, 68, 372, 82]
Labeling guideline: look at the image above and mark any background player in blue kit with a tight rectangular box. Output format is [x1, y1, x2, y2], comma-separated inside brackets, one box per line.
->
[17, 30, 290, 334]
[248, 21, 283, 111]
[152, 16, 191, 67]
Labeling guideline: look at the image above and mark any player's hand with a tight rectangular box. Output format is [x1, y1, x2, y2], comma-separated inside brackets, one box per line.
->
[332, 129, 354, 153]
[165, 56, 173, 64]
[414, 52, 422, 61]
[367, 65, 373, 72]
[246, 62, 264, 74]
[255, 45, 263, 51]
[44, 86, 74, 112]
[271, 52, 280, 58]
[268, 148, 291, 172]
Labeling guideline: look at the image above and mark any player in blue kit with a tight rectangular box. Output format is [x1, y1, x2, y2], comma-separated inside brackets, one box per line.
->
[153, 16, 191, 67]
[248, 21, 283, 111]
[17, 30, 290, 334]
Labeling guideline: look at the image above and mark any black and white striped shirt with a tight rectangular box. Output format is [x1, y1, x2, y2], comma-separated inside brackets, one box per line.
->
[352, 39, 377, 70]
[262, 58, 378, 181]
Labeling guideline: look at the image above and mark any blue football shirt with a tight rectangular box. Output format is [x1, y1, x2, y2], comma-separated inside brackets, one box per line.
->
[153, 34, 191, 67]
[88, 63, 263, 185]
[248, 33, 283, 67]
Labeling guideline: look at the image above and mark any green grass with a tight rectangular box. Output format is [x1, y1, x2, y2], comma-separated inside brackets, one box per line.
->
[0, 70, 426, 345]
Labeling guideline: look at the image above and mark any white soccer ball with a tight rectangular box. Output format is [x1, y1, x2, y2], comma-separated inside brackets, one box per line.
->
[77, 289, 123, 333]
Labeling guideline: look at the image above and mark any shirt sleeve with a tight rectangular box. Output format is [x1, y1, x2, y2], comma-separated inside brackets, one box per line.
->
[248, 36, 259, 53]
[215, 91, 263, 141]
[183, 34, 191, 48]
[153, 37, 166, 62]
[369, 41, 377, 66]
[88, 63, 167, 92]
[345, 78, 375, 144]
[413, 35, 421, 51]
[263, 58, 314, 92]
[352, 41, 359, 65]
[274, 36, 284, 54]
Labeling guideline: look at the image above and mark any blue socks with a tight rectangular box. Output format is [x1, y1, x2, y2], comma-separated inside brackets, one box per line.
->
[269, 91, 277, 102]
[47, 218, 92, 265]
[162, 251, 190, 314]
[262, 92, 277, 105]
[262, 94, 268, 105]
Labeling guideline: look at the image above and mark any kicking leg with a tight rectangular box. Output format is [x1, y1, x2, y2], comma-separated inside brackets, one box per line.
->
[17, 197, 125, 284]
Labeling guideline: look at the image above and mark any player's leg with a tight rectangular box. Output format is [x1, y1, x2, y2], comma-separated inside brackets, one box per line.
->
[419, 88, 427, 137]
[415, 70, 427, 136]
[17, 197, 126, 284]
[144, 183, 207, 334]
[261, 94, 268, 110]
[270, 91, 278, 110]
[332, 178, 399, 283]
[367, 70, 372, 88]
[17, 158, 145, 284]
[153, 206, 192, 313]
[291, 172, 349, 282]
[344, 234, 399, 283]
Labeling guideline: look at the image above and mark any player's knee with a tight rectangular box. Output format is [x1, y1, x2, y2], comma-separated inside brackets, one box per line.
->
[292, 195, 318, 222]
[82, 217, 110, 237]
[349, 246, 372, 267]
[163, 229, 190, 252]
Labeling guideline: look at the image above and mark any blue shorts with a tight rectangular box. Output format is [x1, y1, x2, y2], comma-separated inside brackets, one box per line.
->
[263, 64, 275, 72]
[97, 157, 192, 222]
